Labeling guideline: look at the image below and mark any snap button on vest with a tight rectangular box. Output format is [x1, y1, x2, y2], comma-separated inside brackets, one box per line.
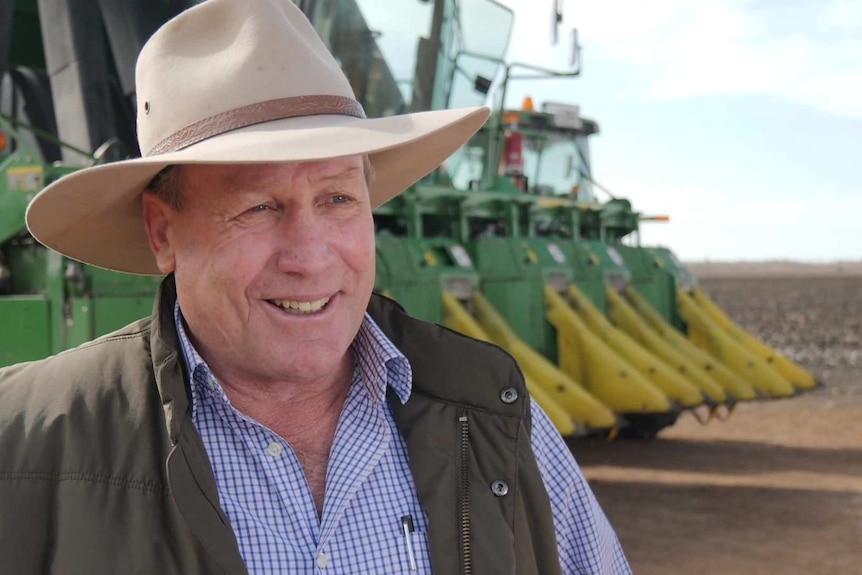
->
[491, 480, 509, 497]
[499, 387, 518, 404]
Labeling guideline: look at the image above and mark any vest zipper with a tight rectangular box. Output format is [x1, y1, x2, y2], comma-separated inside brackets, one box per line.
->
[458, 413, 472, 575]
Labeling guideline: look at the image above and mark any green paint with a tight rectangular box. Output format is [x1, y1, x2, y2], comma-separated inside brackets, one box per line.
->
[0, 296, 51, 365]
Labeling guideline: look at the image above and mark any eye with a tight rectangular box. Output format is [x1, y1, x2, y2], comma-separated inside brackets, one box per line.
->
[330, 194, 351, 204]
[247, 204, 274, 213]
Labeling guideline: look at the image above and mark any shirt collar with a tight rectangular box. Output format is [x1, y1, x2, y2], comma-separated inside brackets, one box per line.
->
[350, 313, 413, 405]
[174, 301, 413, 416]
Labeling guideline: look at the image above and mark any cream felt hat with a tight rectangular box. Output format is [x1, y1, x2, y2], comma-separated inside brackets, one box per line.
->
[25, 0, 489, 275]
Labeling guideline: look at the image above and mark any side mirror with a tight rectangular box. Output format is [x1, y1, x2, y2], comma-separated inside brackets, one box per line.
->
[474, 74, 492, 95]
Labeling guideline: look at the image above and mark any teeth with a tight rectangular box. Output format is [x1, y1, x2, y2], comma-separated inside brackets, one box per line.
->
[271, 296, 331, 314]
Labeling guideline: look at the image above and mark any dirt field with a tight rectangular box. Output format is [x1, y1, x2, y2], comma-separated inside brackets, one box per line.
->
[568, 273, 862, 575]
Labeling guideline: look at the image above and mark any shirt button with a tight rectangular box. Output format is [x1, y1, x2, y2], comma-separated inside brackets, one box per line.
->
[266, 442, 283, 457]
[208, 380, 216, 392]
[317, 553, 328, 568]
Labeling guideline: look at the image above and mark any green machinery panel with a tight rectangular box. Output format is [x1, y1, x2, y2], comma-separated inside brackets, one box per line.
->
[646, 247, 693, 331]
[94, 296, 154, 334]
[375, 235, 478, 324]
[0, 296, 51, 365]
[59, 267, 162, 346]
[552, 240, 610, 312]
[0, 250, 161, 366]
[615, 245, 678, 327]
[5, 241, 49, 293]
[522, 238, 573, 364]
[581, 240, 631, 294]
[0, 159, 43, 245]
[85, 267, 163, 298]
[376, 235, 444, 323]
[63, 296, 156, 348]
[468, 237, 548, 357]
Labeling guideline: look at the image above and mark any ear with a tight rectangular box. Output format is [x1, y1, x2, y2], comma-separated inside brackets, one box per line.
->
[141, 192, 177, 274]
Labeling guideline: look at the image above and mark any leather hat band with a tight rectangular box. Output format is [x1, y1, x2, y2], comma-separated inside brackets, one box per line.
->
[147, 94, 366, 156]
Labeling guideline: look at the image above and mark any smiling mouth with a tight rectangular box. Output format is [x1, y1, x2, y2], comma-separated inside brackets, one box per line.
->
[268, 296, 332, 315]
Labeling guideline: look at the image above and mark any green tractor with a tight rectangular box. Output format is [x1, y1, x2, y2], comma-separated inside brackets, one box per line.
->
[0, 0, 817, 438]
[472, 93, 819, 422]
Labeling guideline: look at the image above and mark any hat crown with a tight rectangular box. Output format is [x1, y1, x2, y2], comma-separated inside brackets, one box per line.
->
[135, 0, 356, 157]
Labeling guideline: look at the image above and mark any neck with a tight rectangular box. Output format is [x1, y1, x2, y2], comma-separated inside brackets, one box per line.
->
[215, 352, 354, 436]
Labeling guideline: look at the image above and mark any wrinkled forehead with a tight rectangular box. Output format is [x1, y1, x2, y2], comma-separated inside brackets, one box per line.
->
[192, 157, 365, 190]
[179, 156, 369, 204]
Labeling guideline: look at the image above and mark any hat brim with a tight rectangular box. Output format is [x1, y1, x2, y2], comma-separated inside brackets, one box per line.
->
[25, 106, 489, 275]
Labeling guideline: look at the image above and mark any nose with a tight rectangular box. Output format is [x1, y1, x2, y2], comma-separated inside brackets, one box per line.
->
[273, 207, 333, 276]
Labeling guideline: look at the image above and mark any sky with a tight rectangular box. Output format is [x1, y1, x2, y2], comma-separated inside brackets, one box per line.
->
[495, 0, 862, 262]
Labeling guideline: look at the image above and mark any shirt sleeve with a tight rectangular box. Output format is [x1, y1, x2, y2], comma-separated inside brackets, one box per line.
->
[530, 398, 632, 575]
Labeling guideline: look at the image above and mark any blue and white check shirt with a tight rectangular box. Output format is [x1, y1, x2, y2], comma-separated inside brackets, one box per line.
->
[176, 304, 630, 574]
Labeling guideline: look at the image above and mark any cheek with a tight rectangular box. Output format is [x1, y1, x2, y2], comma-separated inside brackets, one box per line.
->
[338, 216, 376, 273]
[173, 224, 267, 291]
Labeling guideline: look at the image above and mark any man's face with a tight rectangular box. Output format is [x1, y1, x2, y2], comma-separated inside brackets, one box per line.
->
[142, 156, 375, 387]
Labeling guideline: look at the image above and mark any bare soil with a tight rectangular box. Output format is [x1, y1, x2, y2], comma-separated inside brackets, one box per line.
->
[568, 274, 862, 575]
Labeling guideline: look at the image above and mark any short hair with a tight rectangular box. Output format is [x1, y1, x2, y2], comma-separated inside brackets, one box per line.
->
[147, 156, 376, 211]
[147, 164, 185, 210]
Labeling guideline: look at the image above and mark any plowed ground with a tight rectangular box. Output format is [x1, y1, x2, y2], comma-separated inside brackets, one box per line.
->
[568, 275, 862, 575]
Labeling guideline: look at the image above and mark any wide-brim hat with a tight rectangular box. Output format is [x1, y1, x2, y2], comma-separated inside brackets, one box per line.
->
[25, 0, 489, 275]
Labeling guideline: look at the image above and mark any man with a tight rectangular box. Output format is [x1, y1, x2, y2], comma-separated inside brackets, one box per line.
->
[0, 0, 631, 573]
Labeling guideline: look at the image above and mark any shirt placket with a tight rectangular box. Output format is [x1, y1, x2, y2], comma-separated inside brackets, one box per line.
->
[198, 370, 316, 562]
[315, 379, 391, 573]
[236, 408, 321, 551]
